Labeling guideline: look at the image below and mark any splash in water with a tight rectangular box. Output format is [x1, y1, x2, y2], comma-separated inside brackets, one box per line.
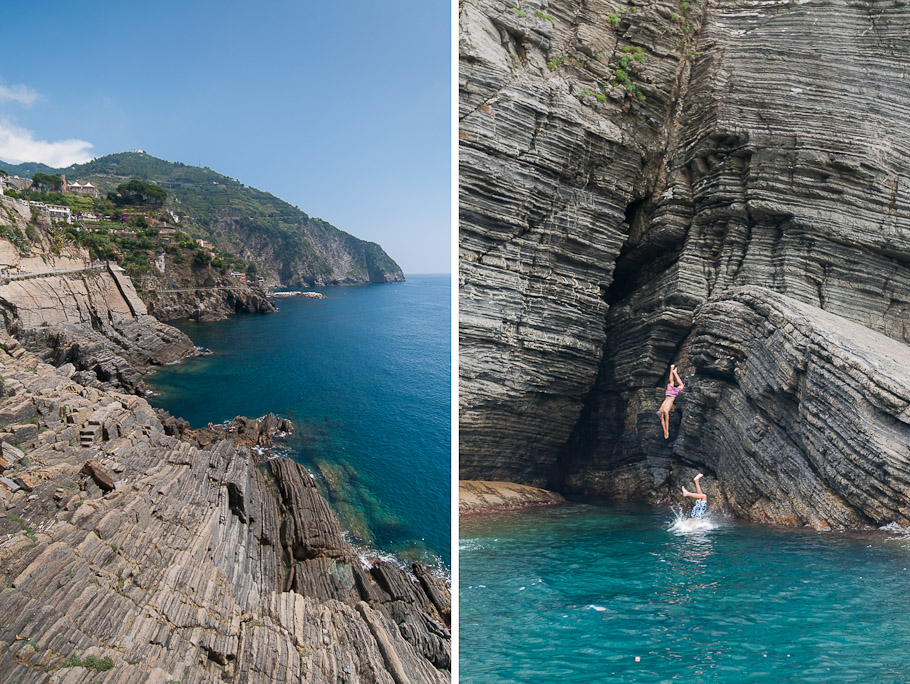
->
[669, 507, 719, 534]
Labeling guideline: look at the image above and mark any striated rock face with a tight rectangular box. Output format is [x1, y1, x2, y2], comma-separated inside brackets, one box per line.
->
[0, 269, 194, 393]
[562, 287, 910, 529]
[459, 0, 910, 521]
[0, 341, 449, 682]
[142, 279, 276, 322]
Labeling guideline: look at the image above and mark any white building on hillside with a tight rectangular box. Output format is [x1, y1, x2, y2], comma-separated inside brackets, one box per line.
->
[46, 205, 72, 223]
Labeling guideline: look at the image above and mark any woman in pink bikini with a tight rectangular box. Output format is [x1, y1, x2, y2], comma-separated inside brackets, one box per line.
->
[657, 364, 684, 439]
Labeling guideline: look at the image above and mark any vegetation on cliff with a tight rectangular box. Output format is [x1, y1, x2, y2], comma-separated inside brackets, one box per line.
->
[1, 152, 404, 286]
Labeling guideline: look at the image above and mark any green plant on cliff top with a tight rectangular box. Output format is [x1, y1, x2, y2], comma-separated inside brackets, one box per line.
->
[509, 7, 526, 16]
[534, 9, 554, 24]
[0, 226, 30, 253]
[675, 0, 695, 40]
[619, 45, 647, 68]
[612, 68, 645, 101]
[609, 44, 647, 101]
[580, 88, 608, 103]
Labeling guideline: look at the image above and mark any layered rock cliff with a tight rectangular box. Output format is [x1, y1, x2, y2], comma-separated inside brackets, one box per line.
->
[459, 0, 910, 527]
[0, 340, 449, 683]
[0, 268, 194, 394]
[0, 195, 194, 392]
[0, 195, 449, 681]
[139, 268, 277, 323]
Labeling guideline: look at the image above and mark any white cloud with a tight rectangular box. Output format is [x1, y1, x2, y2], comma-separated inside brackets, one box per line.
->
[0, 121, 94, 167]
[0, 82, 39, 106]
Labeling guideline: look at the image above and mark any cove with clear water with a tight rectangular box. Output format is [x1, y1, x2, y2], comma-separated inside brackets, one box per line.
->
[146, 274, 450, 568]
[460, 502, 910, 683]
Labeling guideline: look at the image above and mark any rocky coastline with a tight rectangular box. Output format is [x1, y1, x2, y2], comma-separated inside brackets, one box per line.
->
[0, 338, 449, 682]
[142, 280, 277, 323]
[0, 195, 449, 682]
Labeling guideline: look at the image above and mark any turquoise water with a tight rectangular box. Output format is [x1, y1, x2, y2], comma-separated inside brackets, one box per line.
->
[147, 274, 450, 568]
[460, 502, 910, 683]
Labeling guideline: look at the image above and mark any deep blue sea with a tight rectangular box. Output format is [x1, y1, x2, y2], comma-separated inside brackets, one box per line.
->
[147, 274, 451, 568]
[460, 502, 910, 683]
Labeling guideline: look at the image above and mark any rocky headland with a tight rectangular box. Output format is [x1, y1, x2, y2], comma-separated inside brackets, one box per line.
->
[0, 196, 449, 681]
[1, 152, 406, 289]
[139, 269, 277, 323]
[459, 0, 910, 529]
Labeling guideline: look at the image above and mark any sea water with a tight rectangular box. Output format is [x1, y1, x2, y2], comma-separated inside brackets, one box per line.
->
[460, 501, 910, 682]
[147, 274, 450, 568]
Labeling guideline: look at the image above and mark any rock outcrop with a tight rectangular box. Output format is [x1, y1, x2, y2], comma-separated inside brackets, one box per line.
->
[561, 287, 910, 528]
[142, 279, 276, 322]
[0, 268, 194, 393]
[0, 340, 449, 683]
[133, 256, 277, 322]
[460, 480, 565, 515]
[459, 0, 910, 524]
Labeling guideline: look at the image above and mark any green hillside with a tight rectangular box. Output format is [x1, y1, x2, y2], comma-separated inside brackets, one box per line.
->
[0, 152, 404, 286]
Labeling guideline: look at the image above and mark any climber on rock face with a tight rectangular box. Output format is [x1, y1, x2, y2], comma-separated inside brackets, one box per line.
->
[657, 364, 684, 439]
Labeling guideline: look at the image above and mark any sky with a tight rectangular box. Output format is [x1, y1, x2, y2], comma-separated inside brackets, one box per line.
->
[0, 1, 451, 274]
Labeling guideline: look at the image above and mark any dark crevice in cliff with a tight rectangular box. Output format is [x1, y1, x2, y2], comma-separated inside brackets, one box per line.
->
[603, 197, 687, 307]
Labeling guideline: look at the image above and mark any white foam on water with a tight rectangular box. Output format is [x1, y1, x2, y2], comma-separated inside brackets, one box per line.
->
[346, 534, 451, 583]
[879, 522, 910, 534]
[669, 508, 719, 534]
[587, 604, 607, 612]
[460, 538, 485, 553]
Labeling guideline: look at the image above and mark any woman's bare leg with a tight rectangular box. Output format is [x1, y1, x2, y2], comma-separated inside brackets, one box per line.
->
[693, 473, 703, 496]
[670, 365, 684, 389]
[682, 487, 707, 500]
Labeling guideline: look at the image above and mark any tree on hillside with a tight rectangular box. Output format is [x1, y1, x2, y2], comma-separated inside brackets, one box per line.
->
[193, 249, 211, 268]
[32, 172, 63, 191]
[109, 179, 167, 207]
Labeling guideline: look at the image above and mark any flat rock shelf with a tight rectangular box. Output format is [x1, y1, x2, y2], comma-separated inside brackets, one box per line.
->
[460, 480, 565, 515]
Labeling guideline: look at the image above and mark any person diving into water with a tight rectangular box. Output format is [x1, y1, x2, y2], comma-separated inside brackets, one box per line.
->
[682, 473, 707, 519]
[657, 364, 684, 439]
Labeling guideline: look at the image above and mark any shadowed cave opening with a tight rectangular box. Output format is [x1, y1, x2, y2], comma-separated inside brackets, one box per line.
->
[550, 194, 695, 494]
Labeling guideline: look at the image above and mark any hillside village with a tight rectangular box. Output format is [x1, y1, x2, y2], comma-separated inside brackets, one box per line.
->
[0, 169, 261, 286]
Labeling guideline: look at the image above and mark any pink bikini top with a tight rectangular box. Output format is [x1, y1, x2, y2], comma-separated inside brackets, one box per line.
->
[666, 384, 682, 397]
